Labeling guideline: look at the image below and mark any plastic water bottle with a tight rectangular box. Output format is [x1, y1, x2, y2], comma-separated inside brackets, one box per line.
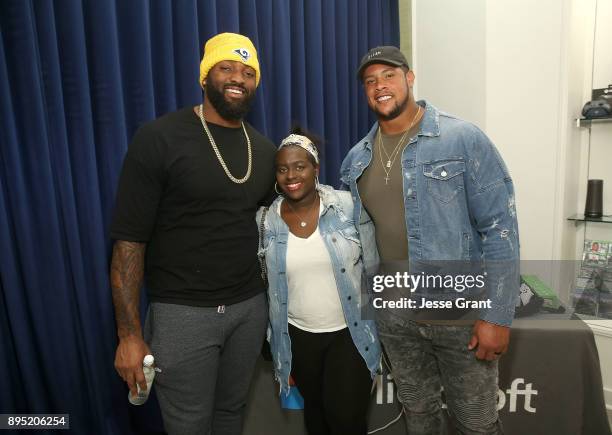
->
[128, 354, 155, 405]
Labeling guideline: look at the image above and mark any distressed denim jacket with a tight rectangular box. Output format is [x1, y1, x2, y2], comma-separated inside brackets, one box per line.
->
[340, 101, 520, 326]
[257, 185, 381, 396]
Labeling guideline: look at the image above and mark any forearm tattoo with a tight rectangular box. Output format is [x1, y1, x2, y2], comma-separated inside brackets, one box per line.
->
[110, 241, 146, 339]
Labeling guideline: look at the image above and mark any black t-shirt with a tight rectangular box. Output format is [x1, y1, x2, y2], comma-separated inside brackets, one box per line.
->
[110, 106, 276, 306]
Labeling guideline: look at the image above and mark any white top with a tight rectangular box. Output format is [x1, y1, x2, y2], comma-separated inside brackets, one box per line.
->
[280, 199, 347, 333]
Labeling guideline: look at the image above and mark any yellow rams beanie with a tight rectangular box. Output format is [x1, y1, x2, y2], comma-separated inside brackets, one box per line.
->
[199, 33, 260, 87]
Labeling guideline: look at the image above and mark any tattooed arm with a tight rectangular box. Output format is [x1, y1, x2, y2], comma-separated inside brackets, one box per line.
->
[110, 240, 151, 398]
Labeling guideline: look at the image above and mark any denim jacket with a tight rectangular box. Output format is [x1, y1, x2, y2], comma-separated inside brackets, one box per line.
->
[257, 185, 381, 396]
[340, 101, 520, 326]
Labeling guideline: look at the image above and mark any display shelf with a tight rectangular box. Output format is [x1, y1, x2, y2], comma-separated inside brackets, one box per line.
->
[575, 117, 612, 127]
[567, 214, 612, 224]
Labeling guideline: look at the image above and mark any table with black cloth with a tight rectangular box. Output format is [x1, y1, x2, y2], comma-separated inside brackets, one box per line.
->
[243, 317, 611, 435]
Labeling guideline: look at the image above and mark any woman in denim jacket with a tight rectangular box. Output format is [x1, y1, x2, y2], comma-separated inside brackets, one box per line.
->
[257, 129, 381, 435]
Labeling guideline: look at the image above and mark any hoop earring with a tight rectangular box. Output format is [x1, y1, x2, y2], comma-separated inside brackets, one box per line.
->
[274, 181, 283, 195]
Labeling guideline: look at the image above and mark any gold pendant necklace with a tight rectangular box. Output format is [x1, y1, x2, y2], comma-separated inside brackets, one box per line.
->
[378, 106, 421, 185]
[284, 194, 319, 228]
[379, 127, 411, 168]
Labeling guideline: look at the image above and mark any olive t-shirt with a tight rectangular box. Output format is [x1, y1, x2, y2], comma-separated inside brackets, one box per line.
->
[358, 123, 420, 273]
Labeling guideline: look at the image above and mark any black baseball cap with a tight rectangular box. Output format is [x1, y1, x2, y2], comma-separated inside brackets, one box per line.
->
[357, 46, 409, 80]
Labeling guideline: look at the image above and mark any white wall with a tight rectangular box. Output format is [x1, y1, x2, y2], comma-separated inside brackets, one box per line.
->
[593, 0, 612, 89]
[412, 0, 486, 127]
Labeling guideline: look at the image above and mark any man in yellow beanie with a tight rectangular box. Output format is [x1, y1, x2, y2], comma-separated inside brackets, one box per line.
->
[110, 32, 276, 434]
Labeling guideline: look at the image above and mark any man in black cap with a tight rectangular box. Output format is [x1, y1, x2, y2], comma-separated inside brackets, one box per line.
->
[340, 46, 520, 434]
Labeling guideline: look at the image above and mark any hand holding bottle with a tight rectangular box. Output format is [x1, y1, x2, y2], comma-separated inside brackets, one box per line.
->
[128, 354, 156, 405]
[115, 335, 150, 400]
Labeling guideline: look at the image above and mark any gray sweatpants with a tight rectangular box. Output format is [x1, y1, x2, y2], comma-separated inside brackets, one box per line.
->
[145, 293, 267, 435]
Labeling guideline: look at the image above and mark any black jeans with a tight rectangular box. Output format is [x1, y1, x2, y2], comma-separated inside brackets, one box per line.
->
[289, 323, 373, 435]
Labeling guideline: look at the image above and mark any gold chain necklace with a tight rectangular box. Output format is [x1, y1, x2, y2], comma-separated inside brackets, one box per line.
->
[378, 106, 421, 185]
[197, 104, 252, 184]
[378, 127, 411, 168]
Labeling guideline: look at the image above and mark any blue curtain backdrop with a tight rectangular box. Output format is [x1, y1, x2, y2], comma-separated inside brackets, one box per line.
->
[0, 1, 399, 433]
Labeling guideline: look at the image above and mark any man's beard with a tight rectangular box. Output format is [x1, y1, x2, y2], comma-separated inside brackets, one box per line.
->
[373, 93, 409, 121]
[205, 77, 254, 121]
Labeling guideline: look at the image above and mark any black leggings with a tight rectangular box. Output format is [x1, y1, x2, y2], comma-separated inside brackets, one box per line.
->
[289, 323, 373, 435]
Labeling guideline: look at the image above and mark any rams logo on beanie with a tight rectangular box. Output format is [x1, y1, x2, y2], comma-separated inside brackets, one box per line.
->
[233, 48, 251, 62]
[199, 33, 260, 87]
